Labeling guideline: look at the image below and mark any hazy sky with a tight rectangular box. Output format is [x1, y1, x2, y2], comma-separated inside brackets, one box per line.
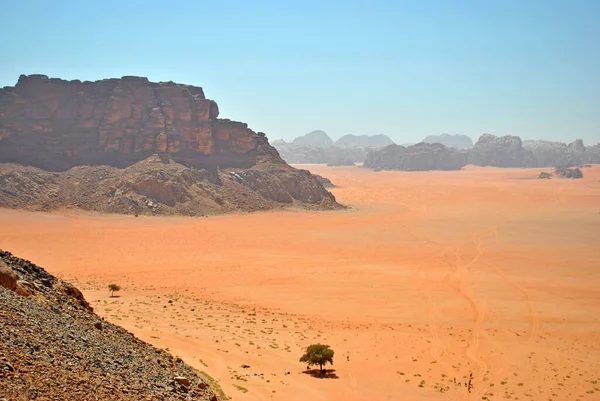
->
[1, 0, 599, 144]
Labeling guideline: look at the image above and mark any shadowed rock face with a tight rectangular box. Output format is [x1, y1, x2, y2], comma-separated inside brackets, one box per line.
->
[364, 143, 468, 171]
[0, 75, 280, 171]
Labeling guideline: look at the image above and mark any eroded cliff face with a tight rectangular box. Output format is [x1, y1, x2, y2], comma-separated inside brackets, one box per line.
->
[0, 75, 279, 170]
[0, 75, 341, 214]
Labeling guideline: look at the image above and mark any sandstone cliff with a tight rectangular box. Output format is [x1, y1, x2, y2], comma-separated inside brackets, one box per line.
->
[0, 75, 340, 214]
[364, 143, 468, 171]
[0, 74, 280, 170]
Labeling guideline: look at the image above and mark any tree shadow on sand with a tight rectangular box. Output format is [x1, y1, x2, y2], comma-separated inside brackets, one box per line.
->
[302, 369, 339, 379]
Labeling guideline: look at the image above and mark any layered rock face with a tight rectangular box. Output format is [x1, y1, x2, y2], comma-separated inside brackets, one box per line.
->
[422, 134, 473, 149]
[364, 143, 468, 171]
[0, 75, 279, 170]
[468, 134, 537, 167]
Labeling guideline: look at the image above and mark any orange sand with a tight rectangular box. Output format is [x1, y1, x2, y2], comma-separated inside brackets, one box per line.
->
[1, 165, 600, 401]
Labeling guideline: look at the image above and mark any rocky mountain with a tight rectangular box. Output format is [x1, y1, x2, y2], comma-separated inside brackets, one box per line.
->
[468, 134, 537, 167]
[291, 130, 334, 148]
[273, 132, 392, 165]
[422, 134, 473, 149]
[0, 75, 340, 215]
[0, 249, 218, 400]
[364, 143, 468, 171]
[334, 134, 394, 148]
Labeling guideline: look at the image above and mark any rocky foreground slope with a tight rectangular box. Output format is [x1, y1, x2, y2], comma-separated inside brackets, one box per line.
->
[0, 75, 339, 215]
[0, 249, 218, 400]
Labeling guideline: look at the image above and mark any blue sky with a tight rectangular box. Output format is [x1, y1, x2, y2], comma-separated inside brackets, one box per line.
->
[1, 0, 599, 144]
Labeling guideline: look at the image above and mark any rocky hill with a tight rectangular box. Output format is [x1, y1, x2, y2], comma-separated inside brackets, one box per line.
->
[334, 134, 394, 148]
[0, 75, 340, 215]
[273, 132, 392, 165]
[422, 134, 473, 149]
[364, 143, 468, 171]
[291, 130, 334, 148]
[0, 249, 218, 400]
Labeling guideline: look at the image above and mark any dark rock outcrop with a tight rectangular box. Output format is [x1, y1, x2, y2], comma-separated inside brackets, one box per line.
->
[0, 249, 218, 400]
[554, 166, 583, 179]
[469, 134, 537, 167]
[538, 172, 552, 179]
[0, 75, 341, 214]
[313, 174, 335, 188]
[422, 134, 473, 149]
[364, 143, 468, 171]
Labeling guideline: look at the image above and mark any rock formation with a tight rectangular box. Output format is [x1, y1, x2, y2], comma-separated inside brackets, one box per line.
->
[554, 166, 583, 179]
[313, 174, 335, 188]
[334, 134, 394, 148]
[422, 134, 473, 149]
[291, 130, 334, 148]
[522, 139, 585, 167]
[273, 132, 392, 165]
[0, 249, 218, 400]
[0, 75, 340, 215]
[364, 143, 468, 171]
[469, 134, 537, 167]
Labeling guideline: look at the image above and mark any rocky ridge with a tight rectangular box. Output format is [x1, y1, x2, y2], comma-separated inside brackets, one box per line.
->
[0, 249, 218, 400]
[0, 155, 339, 216]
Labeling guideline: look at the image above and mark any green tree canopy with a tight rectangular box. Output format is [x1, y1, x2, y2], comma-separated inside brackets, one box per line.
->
[108, 283, 121, 297]
[299, 343, 334, 372]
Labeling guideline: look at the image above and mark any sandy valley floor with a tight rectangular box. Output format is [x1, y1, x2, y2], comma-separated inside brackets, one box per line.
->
[1, 165, 600, 401]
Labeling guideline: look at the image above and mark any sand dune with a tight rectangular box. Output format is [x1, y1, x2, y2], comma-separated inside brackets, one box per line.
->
[1, 165, 599, 400]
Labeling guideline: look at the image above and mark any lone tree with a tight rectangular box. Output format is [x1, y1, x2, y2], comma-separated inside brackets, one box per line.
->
[300, 344, 334, 372]
[108, 283, 121, 297]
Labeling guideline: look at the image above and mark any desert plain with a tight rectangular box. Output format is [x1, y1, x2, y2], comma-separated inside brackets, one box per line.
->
[1, 165, 599, 401]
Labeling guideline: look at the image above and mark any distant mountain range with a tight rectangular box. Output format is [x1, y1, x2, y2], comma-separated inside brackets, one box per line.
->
[272, 130, 600, 171]
[273, 131, 395, 164]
